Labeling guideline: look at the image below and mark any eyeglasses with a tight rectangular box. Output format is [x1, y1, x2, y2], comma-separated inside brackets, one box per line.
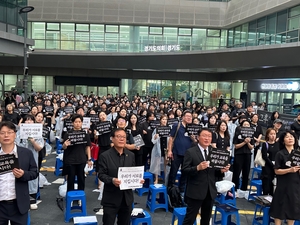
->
[115, 135, 126, 139]
[0, 131, 15, 136]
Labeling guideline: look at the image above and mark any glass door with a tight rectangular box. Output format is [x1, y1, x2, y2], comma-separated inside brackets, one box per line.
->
[280, 92, 293, 114]
[258, 92, 267, 104]
[250, 92, 257, 103]
[267, 91, 280, 112]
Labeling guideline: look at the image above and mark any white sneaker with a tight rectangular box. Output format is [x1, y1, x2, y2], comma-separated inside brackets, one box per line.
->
[236, 189, 245, 198]
[78, 200, 82, 207]
[30, 204, 38, 210]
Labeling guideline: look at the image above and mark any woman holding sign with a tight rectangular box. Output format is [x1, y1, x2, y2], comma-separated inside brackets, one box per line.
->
[232, 120, 255, 197]
[62, 114, 92, 193]
[211, 120, 230, 151]
[150, 115, 170, 184]
[16, 114, 44, 210]
[269, 131, 300, 225]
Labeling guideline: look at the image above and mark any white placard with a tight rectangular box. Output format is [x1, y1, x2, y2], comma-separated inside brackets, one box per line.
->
[20, 123, 43, 139]
[82, 117, 91, 129]
[118, 166, 144, 190]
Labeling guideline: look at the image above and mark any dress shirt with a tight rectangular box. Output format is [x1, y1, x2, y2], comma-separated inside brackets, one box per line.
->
[0, 145, 17, 201]
[198, 144, 208, 161]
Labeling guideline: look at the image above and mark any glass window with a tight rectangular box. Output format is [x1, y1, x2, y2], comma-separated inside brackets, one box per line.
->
[4, 75, 17, 91]
[76, 24, 89, 32]
[6, 4, 17, 25]
[32, 76, 45, 92]
[241, 24, 248, 45]
[277, 10, 288, 33]
[178, 28, 191, 36]
[227, 29, 234, 47]
[175, 81, 190, 101]
[32, 22, 45, 39]
[105, 25, 119, 33]
[46, 31, 60, 49]
[105, 33, 119, 42]
[266, 14, 276, 36]
[289, 5, 300, 18]
[128, 79, 146, 98]
[248, 21, 257, 46]
[107, 87, 119, 97]
[207, 29, 221, 37]
[190, 81, 203, 99]
[61, 41, 74, 50]
[75, 41, 89, 50]
[46, 23, 60, 31]
[88, 86, 97, 96]
[66, 86, 74, 94]
[204, 81, 217, 105]
[217, 82, 231, 100]
[192, 28, 206, 50]
[57, 86, 64, 95]
[257, 17, 266, 28]
[90, 24, 104, 33]
[46, 76, 53, 92]
[119, 25, 130, 43]
[0, 2, 6, 22]
[75, 32, 89, 41]
[147, 80, 161, 97]
[149, 27, 163, 35]
[98, 87, 107, 97]
[288, 16, 300, 30]
[76, 85, 87, 95]
[61, 23, 75, 40]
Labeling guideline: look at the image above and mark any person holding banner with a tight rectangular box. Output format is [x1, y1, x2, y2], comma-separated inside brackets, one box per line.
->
[261, 128, 280, 196]
[182, 128, 230, 225]
[16, 114, 44, 210]
[62, 114, 92, 193]
[232, 120, 254, 198]
[269, 131, 300, 225]
[98, 128, 140, 225]
[150, 115, 170, 184]
[0, 121, 38, 225]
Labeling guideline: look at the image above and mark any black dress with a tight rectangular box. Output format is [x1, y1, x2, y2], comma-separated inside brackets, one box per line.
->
[269, 148, 300, 220]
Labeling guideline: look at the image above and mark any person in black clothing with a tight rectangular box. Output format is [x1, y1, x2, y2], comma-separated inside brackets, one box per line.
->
[211, 120, 230, 151]
[273, 119, 284, 140]
[140, 112, 156, 169]
[232, 120, 254, 196]
[269, 131, 300, 225]
[267, 111, 280, 129]
[127, 113, 143, 166]
[290, 113, 300, 140]
[62, 114, 93, 192]
[3, 104, 21, 125]
[261, 128, 280, 196]
[4, 92, 11, 107]
[251, 114, 263, 159]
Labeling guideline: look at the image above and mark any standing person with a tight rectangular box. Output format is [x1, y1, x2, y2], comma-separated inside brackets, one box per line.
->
[251, 113, 263, 158]
[290, 113, 300, 140]
[182, 128, 230, 225]
[267, 111, 280, 129]
[0, 121, 38, 225]
[269, 131, 300, 225]
[3, 104, 21, 125]
[62, 114, 93, 193]
[211, 120, 230, 151]
[15, 114, 44, 210]
[127, 113, 143, 166]
[261, 128, 280, 196]
[232, 120, 254, 197]
[150, 115, 169, 184]
[167, 110, 195, 194]
[98, 128, 143, 225]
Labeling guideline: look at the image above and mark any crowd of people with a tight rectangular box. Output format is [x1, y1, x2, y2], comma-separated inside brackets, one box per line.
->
[1, 90, 300, 225]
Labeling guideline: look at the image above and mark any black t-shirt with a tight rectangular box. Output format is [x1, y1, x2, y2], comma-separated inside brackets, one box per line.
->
[63, 129, 91, 164]
[3, 112, 21, 125]
[291, 121, 300, 139]
[212, 132, 230, 151]
[233, 128, 255, 155]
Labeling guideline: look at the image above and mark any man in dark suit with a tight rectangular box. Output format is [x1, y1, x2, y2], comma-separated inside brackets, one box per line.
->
[182, 128, 230, 225]
[0, 121, 38, 225]
[98, 128, 143, 225]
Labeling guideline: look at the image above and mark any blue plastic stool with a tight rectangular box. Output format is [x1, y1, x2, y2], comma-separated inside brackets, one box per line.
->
[131, 211, 152, 225]
[65, 190, 87, 223]
[54, 157, 63, 176]
[146, 184, 168, 213]
[213, 204, 240, 225]
[136, 172, 154, 196]
[248, 180, 262, 201]
[252, 204, 273, 225]
[251, 167, 262, 180]
[74, 216, 98, 225]
[215, 186, 236, 206]
[295, 221, 300, 225]
[27, 212, 30, 225]
[171, 207, 196, 225]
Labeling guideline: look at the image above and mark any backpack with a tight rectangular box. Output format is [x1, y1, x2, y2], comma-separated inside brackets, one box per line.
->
[167, 185, 183, 212]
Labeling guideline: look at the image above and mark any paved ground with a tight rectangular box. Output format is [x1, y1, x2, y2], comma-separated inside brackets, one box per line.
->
[30, 151, 261, 225]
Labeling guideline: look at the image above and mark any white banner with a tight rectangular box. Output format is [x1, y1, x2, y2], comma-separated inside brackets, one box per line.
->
[20, 123, 43, 139]
[118, 166, 144, 190]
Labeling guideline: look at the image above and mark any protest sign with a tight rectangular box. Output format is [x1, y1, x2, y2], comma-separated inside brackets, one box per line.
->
[208, 125, 217, 133]
[42, 126, 50, 139]
[44, 106, 54, 113]
[64, 106, 74, 115]
[118, 166, 144, 190]
[20, 123, 43, 139]
[207, 149, 230, 169]
[186, 124, 202, 136]
[167, 118, 178, 127]
[149, 120, 160, 129]
[64, 119, 73, 131]
[156, 126, 171, 137]
[138, 116, 146, 125]
[67, 130, 88, 145]
[133, 134, 145, 148]
[0, 154, 19, 175]
[96, 121, 112, 135]
[18, 107, 30, 115]
[240, 127, 255, 138]
[89, 114, 99, 124]
[289, 150, 300, 167]
[82, 117, 91, 129]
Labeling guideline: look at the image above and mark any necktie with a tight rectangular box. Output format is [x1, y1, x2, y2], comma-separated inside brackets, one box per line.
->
[204, 149, 208, 161]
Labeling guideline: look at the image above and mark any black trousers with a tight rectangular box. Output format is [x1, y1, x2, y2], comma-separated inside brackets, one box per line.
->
[232, 154, 251, 191]
[102, 197, 132, 225]
[0, 201, 28, 225]
[182, 192, 214, 225]
[65, 163, 86, 192]
[168, 154, 187, 192]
